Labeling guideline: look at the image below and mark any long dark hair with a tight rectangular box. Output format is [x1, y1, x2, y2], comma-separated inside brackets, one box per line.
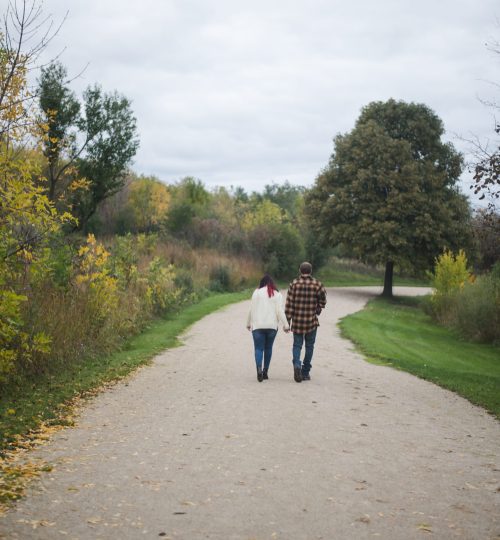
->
[259, 274, 278, 298]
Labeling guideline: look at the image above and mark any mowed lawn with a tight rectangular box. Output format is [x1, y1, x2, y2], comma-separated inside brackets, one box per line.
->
[339, 296, 500, 418]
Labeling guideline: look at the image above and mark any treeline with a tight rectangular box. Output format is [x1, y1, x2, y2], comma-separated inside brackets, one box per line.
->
[92, 175, 320, 276]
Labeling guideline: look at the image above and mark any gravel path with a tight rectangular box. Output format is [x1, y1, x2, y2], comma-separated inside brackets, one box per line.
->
[0, 286, 499, 540]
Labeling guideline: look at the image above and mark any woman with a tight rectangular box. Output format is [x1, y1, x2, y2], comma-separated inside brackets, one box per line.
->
[247, 274, 290, 382]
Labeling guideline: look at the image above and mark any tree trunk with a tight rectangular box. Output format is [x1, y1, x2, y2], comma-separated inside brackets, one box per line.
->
[382, 260, 394, 298]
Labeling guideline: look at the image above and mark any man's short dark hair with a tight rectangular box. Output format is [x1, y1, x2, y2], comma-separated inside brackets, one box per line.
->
[300, 262, 312, 275]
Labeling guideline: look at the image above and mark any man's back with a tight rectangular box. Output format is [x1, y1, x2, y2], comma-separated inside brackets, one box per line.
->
[285, 274, 327, 334]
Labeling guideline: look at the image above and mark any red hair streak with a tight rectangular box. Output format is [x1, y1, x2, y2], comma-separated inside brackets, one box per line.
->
[267, 284, 275, 297]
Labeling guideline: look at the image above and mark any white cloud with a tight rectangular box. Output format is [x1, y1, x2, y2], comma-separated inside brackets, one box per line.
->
[31, 0, 500, 203]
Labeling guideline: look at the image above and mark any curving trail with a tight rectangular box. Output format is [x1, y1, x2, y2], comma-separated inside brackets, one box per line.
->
[0, 287, 499, 540]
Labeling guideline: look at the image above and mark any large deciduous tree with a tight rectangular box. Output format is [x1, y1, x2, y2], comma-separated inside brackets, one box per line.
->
[73, 85, 139, 229]
[38, 62, 80, 200]
[38, 63, 139, 230]
[305, 99, 472, 297]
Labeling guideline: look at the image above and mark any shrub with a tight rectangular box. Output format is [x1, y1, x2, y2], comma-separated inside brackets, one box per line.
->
[74, 234, 119, 325]
[146, 257, 182, 315]
[0, 286, 50, 380]
[173, 268, 195, 293]
[429, 249, 471, 322]
[209, 265, 233, 292]
[430, 249, 470, 295]
[249, 223, 305, 280]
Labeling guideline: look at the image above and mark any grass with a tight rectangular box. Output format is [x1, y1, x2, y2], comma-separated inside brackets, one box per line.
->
[317, 258, 429, 287]
[339, 296, 500, 418]
[0, 290, 250, 456]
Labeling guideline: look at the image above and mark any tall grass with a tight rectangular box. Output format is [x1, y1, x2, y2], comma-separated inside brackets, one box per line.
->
[428, 273, 500, 344]
[428, 260, 500, 345]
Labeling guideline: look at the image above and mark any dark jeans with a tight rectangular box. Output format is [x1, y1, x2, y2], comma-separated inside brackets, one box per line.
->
[292, 328, 317, 374]
[252, 329, 277, 370]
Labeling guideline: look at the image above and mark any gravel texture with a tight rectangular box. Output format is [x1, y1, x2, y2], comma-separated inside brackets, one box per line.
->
[0, 286, 499, 540]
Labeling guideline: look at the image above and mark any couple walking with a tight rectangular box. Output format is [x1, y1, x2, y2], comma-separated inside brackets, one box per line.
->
[246, 262, 327, 383]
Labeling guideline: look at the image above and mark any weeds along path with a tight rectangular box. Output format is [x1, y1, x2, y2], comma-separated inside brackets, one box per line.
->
[0, 287, 499, 540]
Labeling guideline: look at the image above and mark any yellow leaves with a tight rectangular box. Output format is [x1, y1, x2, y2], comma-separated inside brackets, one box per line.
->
[0, 458, 50, 511]
[74, 234, 119, 318]
[127, 176, 171, 230]
[31, 332, 52, 355]
[242, 199, 283, 231]
[0, 288, 27, 381]
[0, 47, 32, 142]
[76, 234, 111, 277]
[69, 177, 91, 192]
[0, 404, 79, 513]
[17, 249, 34, 263]
[430, 249, 472, 299]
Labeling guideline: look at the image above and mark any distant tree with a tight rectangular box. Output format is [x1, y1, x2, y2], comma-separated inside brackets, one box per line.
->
[469, 37, 500, 213]
[72, 85, 139, 229]
[38, 64, 139, 230]
[305, 99, 472, 297]
[248, 223, 305, 279]
[262, 181, 305, 221]
[242, 199, 283, 231]
[210, 187, 239, 227]
[471, 122, 500, 214]
[181, 176, 210, 205]
[472, 209, 500, 271]
[232, 186, 249, 203]
[126, 176, 170, 232]
[166, 177, 211, 234]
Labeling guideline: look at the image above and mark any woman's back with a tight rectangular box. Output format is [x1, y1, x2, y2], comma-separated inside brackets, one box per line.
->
[249, 287, 286, 330]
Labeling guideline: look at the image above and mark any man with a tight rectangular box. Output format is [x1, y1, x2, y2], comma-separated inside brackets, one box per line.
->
[285, 262, 327, 383]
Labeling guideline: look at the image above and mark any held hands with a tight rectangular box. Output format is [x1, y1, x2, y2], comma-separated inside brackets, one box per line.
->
[246, 325, 251, 331]
[283, 326, 290, 334]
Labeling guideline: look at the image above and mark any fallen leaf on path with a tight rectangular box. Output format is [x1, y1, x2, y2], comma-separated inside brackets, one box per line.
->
[417, 524, 432, 533]
[17, 519, 55, 529]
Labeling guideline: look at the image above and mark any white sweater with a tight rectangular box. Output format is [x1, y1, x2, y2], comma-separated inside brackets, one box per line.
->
[247, 287, 290, 331]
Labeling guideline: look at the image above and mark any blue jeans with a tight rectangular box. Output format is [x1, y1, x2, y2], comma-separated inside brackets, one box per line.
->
[292, 328, 317, 374]
[252, 329, 277, 370]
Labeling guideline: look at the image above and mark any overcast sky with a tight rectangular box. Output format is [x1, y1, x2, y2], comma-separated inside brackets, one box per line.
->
[24, 0, 500, 202]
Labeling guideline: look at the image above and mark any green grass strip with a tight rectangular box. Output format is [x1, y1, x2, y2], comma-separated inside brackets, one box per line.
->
[339, 296, 500, 418]
[0, 290, 250, 455]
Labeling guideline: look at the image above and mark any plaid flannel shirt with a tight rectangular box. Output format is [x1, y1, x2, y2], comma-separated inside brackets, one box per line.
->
[285, 274, 327, 334]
